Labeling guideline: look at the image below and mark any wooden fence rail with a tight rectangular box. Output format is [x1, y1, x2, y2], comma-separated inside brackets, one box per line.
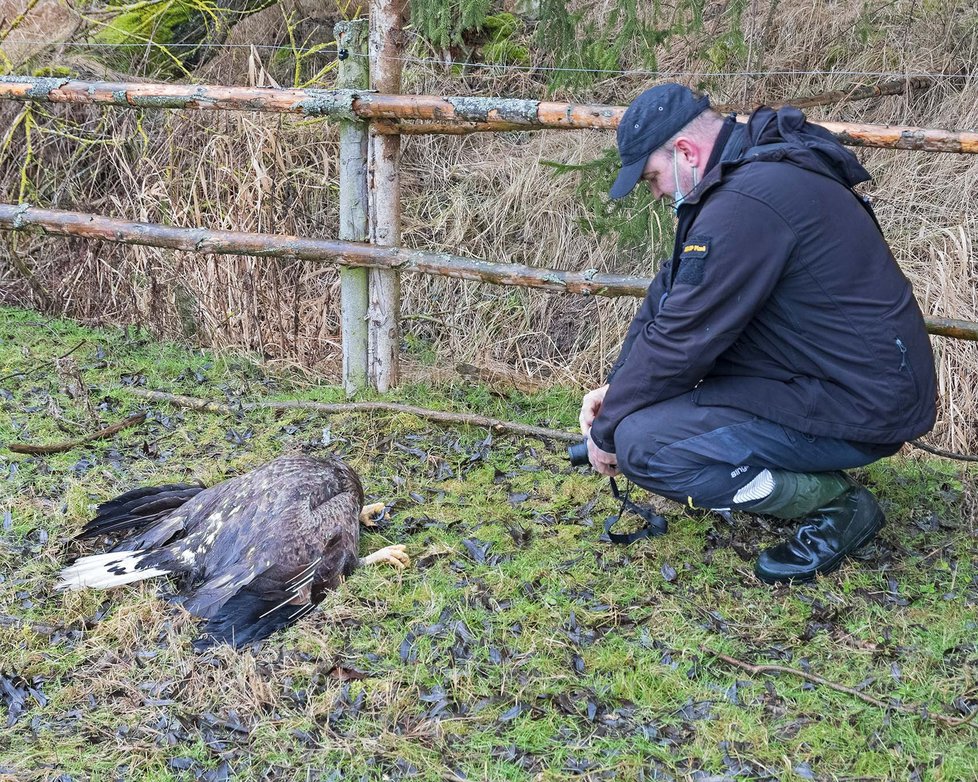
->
[1, 76, 978, 152]
[3, 68, 978, 391]
[1, 203, 975, 341]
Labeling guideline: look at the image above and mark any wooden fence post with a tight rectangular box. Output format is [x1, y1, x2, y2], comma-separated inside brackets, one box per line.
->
[367, 0, 407, 392]
[335, 19, 369, 395]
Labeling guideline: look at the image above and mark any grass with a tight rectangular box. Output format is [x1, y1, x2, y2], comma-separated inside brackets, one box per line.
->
[1, 306, 977, 781]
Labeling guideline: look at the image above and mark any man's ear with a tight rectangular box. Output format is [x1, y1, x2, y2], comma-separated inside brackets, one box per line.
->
[673, 137, 700, 167]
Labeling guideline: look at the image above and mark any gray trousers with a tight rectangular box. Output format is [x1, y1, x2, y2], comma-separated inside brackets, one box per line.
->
[612, 391, 901, 509]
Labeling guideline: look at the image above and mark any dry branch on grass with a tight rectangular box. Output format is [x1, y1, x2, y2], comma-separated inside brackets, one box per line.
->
[7, 412, 147, 454]
[707, 648, 978, 729]
[126, 387, 581, 444]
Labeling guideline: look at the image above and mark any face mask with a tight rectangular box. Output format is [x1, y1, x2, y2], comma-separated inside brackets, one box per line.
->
[672, 146, 699, 214]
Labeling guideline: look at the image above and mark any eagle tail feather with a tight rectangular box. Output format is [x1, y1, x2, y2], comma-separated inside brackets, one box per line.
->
[77, 484, 204, 539]
[55, 549, 178, 591]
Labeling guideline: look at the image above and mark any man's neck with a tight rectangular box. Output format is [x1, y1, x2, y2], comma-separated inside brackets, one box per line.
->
[703, 117, 739, 173]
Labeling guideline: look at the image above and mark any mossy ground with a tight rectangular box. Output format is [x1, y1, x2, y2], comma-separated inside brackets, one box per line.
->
[1, 306, 976, 781]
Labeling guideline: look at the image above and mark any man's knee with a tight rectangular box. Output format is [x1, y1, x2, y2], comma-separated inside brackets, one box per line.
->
[614, 415, 663, 477]
[613, 415, 687, 494]
[611, 401, 758, 506]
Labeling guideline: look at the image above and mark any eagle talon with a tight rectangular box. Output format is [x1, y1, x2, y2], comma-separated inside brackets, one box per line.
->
[360, 544, 410, 569]
[359, 502, 386, 527]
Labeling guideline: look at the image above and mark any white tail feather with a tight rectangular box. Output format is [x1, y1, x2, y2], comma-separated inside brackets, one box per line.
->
[56, 551, 170, 591]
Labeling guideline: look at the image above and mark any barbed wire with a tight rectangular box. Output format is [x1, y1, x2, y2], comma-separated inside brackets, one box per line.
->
[3, 40, 336, 51]
[2, 39, 973, 81]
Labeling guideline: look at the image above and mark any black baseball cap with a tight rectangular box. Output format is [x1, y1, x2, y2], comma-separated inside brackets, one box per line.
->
[609, 84, 711, 199]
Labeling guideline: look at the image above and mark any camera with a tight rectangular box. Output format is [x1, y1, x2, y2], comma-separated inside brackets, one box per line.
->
[567, 438, 590, 466]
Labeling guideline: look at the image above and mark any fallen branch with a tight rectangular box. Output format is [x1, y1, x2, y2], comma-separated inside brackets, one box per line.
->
[455, 362, 550, 395]
[8, 412, 147, 455]
[706, 648, 977, 728]
[909, 438, 978, 463]
[127, 388, 581, 444]
[775, 76, 936, 110]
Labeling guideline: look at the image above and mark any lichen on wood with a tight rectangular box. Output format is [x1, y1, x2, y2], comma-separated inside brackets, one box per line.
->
[447, 96, 539, 123]
[292, 88, 361, 120]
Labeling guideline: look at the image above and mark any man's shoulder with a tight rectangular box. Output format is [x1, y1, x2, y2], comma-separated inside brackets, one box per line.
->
[702, 164, 798, 208]
[719, 157, 815, 190]
[709, 158, 838, 210]
[691, 165, 804, 234]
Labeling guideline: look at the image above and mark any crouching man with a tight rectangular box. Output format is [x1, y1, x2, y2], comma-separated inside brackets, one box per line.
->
[581, 84, 937, 583]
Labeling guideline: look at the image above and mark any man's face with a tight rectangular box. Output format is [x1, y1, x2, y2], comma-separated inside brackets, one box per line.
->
[639, 148, 674, 201]
[640, 142, 698, 203]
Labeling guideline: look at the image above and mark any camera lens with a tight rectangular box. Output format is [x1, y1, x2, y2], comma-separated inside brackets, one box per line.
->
[567, 439, 590, 466]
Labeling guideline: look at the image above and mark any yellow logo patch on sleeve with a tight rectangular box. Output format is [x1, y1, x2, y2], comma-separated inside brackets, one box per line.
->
[675, 237, 711, 286]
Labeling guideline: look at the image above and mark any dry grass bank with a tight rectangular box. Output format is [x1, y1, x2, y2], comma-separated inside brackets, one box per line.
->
[0, 0, 975, 449]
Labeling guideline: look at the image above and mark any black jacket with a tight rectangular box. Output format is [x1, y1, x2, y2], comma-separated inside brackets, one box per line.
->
[590, 107, 937, 452]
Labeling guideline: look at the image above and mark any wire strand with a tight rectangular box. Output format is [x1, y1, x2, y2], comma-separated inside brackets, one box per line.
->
[341, 51, 973, 80]
[3, 39, 973, 80]
[4, 40, 336, 51]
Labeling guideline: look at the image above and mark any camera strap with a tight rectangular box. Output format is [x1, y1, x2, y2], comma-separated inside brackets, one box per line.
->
[603, 477, 669, 544]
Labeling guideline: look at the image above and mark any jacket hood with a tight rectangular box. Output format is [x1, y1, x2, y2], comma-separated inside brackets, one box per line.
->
[742, 106, 872, 188]
[683, 106, 872, 207]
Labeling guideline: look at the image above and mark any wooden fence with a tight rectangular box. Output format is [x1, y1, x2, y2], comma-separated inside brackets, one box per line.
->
[2, 205, 975, 343]
[1, 13, 977, 392]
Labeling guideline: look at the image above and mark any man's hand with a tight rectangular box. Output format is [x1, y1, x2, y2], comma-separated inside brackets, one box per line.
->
[587, 436, 619, 477]
[579, 384, 618, 476]
[579, 384, 609, 436]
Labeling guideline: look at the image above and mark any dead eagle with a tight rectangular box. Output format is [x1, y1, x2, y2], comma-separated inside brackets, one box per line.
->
[56, 455, 409, 649]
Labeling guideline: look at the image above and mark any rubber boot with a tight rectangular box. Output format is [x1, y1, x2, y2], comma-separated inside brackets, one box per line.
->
[746, 472, 885, 584]
[732, 470, 850, 519]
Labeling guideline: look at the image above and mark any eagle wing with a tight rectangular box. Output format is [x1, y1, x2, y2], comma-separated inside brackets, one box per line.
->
[190, 473, 363, 649]
[307, 478, 362, 589]
[60, 454, 369, 650]
[74, 483, 204, 551]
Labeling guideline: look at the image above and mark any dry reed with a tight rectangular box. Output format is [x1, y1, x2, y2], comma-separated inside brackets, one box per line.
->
[0, 0, 975, 449]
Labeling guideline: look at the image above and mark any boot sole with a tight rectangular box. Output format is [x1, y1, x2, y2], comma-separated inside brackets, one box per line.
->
[755, 508, 885, 585]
